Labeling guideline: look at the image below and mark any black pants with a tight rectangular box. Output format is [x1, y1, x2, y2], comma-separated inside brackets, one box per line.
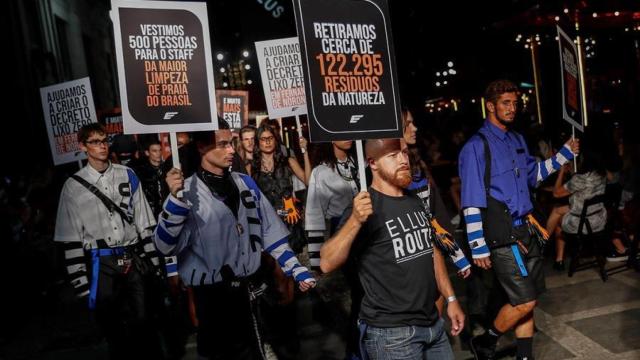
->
[192, 283, 263, 360]
[92, 255, 163, 360]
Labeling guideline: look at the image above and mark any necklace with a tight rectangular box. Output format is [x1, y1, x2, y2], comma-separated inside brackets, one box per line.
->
[336, 158, 355, 181]
[261, 157, 274, 173]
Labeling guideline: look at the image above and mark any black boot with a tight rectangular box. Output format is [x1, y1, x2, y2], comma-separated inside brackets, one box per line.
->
[469, 333, 497, 360]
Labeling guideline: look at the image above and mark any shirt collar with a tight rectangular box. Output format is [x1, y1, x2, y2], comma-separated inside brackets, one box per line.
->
[84, 161, 113, 184]
[483, 119, 508, 140]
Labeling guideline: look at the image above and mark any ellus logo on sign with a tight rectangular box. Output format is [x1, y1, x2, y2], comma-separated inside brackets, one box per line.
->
[293, 0, 402, 142]
[350, 115, 364, 124]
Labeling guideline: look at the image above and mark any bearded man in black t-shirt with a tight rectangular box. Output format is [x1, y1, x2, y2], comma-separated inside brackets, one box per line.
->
[320, 138, 465, 360]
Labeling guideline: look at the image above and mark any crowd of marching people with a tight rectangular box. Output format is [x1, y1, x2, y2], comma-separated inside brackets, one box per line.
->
[1, 81, 638, 360]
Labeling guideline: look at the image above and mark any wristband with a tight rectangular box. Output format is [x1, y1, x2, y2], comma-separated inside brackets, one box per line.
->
[446, 295, 457, 303]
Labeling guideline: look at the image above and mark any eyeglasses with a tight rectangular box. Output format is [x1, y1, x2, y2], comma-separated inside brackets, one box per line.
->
[85, 139, 109, 147]
[259, 136, 275, 143]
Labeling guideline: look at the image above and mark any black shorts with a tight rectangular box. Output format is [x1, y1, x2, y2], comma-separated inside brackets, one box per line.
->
[490, 225, 545, 306]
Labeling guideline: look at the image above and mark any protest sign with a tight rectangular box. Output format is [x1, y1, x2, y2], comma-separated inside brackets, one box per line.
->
[557, 25, 584, 132]
[40, 77, 97, 165]
[216, 90, 248, 129]
[293, 0, 402, 143]
[111, 0, 217, 134]
[255, 37, 307, 119]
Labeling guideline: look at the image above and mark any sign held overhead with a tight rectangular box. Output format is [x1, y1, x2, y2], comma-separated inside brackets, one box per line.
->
[111, 0, 218, 134]
[293, 0, 403, 142]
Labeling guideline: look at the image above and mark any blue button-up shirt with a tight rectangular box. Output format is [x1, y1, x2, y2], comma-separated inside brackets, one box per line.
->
[459, 120, 539, 218]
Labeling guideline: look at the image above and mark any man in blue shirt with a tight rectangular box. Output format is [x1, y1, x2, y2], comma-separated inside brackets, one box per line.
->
[459, 80, 579, 360]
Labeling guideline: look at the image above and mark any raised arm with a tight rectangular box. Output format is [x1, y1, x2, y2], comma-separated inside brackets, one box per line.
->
[527, 138, 579, 187]
[153, 168, 192, 256]
[320, 192, 372, 273]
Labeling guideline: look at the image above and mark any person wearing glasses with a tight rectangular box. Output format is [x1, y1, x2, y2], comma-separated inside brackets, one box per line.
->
[54, 123, 163, 359]
[154, 121, 315, 359]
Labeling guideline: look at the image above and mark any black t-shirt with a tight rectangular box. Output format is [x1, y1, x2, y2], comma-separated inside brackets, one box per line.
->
[340, 188, 439, 327]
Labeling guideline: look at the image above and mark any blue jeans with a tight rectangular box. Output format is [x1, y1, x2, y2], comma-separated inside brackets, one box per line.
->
[362, 317, 454, 360]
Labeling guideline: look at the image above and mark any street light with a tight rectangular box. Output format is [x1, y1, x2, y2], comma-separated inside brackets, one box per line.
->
[242, 50, 250, 58]
[244, 64, 251, 70]
[216, 53, 224, 61]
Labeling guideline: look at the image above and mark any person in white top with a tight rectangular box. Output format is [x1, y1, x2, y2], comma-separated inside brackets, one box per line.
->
[54, 123, 162, 359]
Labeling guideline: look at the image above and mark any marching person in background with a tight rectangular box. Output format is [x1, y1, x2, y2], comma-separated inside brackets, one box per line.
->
[305, 140, 361, 359]
[402, 108, 471, 280]
[321, 138, 465, 360]
[54, 123, 163, 359]
[249, 123, 312, 358]
[459, 80, 579, 360]
[237, 125, 257, 172]
[153, 121, 315, 360]
[250, 123, 311, 253]
[131, 136, 189, 360]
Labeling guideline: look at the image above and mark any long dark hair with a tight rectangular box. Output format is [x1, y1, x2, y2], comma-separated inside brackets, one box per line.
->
[251, 123, 288, 177]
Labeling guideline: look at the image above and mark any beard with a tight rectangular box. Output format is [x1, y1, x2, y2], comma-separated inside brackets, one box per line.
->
[379, 166, 412, 188]
[496, 113, 515, 128]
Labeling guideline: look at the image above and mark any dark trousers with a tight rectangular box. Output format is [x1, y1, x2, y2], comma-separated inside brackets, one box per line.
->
[93, 255, 163, 360]
[192, 283, 262, 360]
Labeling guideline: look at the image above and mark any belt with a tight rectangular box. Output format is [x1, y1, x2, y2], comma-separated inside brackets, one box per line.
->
[89, 247, 126, 310]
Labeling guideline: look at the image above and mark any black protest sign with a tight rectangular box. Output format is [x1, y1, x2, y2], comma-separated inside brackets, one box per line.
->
[557, 26, 584, 132]
[293, 0, 402, 142]
[216, 90, 249, 129]
[111, 0, 217, 134]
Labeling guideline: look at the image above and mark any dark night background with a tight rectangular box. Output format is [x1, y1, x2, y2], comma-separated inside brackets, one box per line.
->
[3, 0, 639, 176]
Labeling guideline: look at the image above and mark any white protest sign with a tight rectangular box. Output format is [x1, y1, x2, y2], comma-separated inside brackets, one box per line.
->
[255, 37, 307, 119]
[40, 77, 97, 165]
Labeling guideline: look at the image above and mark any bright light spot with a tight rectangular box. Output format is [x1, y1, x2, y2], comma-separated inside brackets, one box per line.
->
[247, 79, 253, 85]
[443, 80, 448, 85]
[516, 37, 521, 42]
[220, 67, 226, 73]
[216, 53, 224, 61]
[223, 82, 228, 87]
[445, 104, 449, 108]
[614, 11, 620, 16]
[435, 82, 441, 87]
[555, 16, 560, 21]
[447, 61, 454, 67]
[449, 69, 457, 75]
[525, 44, 530, 49]
[555, 36, 559, 41]
[436, 72, 441, 77]
[591, 39, 596, 44]
[443, 71, 448, 76]
[471, 99, 476, 103]
[592, 12, 597, 18]
[564, 8, 569, 14]
[242, 50, 250, 57]
[244, 64, 251, 70]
